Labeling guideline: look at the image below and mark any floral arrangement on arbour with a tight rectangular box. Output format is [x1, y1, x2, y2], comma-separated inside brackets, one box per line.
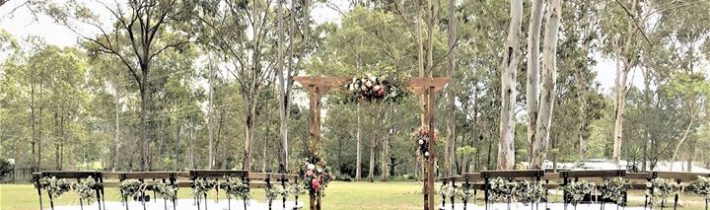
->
[302, 157, 334, 197]
[412, 126, 438, 158]
[344, 74, 406, 102]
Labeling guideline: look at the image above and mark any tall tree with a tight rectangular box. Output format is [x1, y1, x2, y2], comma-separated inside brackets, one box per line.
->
[526, 0, 543, 162]
[531, 0, 563, 169]
[47, 0, 190, 170]
[497, 0, 523, 170]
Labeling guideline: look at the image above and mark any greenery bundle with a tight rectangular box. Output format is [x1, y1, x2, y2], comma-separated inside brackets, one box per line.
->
[40, 176, 71, 199]
[73, 176, 98, 203]
[646, 178, 681, 205]
[598, 177, 627, 206]
[265, 184, 286, 201]
[488, 177, 519, 202]
[686, 176, 710, 199]
[119, 179, 147, 201]
[564, 180, 595, 206]
[152, 182, 177, 201]
[218, 176, 250, 200]
[192, 178, 217, 200]
[518, 180, 546, 203]
[439, 183, 455, 198]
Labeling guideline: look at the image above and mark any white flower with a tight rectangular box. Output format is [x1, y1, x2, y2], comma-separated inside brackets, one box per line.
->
[424, 152, 430, 157]
[307, 164, 315, 170]
[418, 139, 424, 145]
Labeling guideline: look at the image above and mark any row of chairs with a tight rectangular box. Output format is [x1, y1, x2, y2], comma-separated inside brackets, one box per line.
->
[33, 170, 301, 210]
[439, 170, 710, 210]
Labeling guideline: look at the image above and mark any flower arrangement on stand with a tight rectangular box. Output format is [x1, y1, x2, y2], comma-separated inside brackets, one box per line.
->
[40, 176, 71, 199]
[152, 182, 178, 201]
[192, 178, 217, 210]
[120, 179, 150, 210]
[439, 183, 455, 209]
[647, 178, 681, 208]
[599, 177, 628, 207]
[265, 184, 286, 209]
[345, 74, 404, 102]
[456, 185, 475, 209]
[288, 181, 306, 208]
[564, 180, 595, 208]
[687, 176, 710, 210]
[412, 126, 438, 159]
[489, 177, 519, 204]
[518, 180, 546, 204]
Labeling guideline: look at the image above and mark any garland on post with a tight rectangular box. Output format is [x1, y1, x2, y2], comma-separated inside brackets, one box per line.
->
[599, 177, 627, 206]
[564, 180, 595, 206]
[646, 178, 681, 206]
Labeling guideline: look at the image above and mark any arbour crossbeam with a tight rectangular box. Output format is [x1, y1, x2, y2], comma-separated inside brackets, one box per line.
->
[294, 76, 450, 210]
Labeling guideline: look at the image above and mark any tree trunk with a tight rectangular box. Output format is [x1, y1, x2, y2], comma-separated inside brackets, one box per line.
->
[276, 0, 288, 173]
[380, 136, 389, 181]
[208, 56, 215, 169]
[670, 118, 694, 170]
[612, 0, 639, 165]
[368, 143, 376, 182]
[140, 68, 149, 171]
[497, 0, 523, 170]
[530, 0, 562, 169]
[31, 75, 36, 171]
[416, 0, 426, 126]
[445, 0, 457, 177]
[112, 85, 120, 171]
[356, 104, 362, 181]
[526, 0, 544, 163]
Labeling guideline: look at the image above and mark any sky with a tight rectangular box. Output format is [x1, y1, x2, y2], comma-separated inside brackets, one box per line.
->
[0, 0, 638, 93]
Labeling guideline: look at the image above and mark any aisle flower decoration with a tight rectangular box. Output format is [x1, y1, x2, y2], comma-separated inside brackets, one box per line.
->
[439, 183, 455, 199]
[303, 158, 333, 196]
[455, 185, 475, 203]
[646, 178, 681, 206]
[218, 176, 250, 200]
[489, 177, 518, 202]
[345, 74, 403, 102]
[265, 184, 286, 201]
[288, 182, 306, 198]
[119, 179, 148, 201]
[152, 182, 178, 201]
[518, 180, 546, 204]
[40, 176, 71, 199]
[73, 176, 98, 203]
[599, 177, 627, 206]
[192, 178, 217, 200]
[564, 180, 595, 206]
[687, 176, 710, 209]
[412, 126, 438, 158]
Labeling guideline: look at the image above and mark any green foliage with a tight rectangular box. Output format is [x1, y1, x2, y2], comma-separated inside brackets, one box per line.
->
[438, 183, 455, 198]
[0, 158, 12, 178]
[265, 184, 286, 201]
[119, 180, 147, 200]
[564, 180, 595, 206]
[39, 176, 71, 199]
[152, 182, 178, 200]
[646, 178, 682, 205]
[518, 180, 546, 203]
[73, 176, 98, 203]
[686, 176, 710, 199]
[192, 179, 217, 200]
[218, 177, 249, 200]
[455, 185, 475, 202]
[599, 177, 628, 206]
[488, 177, 518, 202]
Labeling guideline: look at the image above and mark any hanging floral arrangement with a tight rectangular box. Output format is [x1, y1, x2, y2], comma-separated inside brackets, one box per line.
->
[488, 177, 519, 202]
[345, 74, 404, 102]
[412, 126, 438, 158]
[40, 176, 71, 199]
[303, 158, 333, 196]
[598, 177, 627, 206]
[192, 178, 217, 200]
[518, 180, 546, 204]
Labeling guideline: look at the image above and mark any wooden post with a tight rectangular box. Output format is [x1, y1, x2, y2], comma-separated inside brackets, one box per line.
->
[408, 77, 450, 210]
[293, 76, 348, 210]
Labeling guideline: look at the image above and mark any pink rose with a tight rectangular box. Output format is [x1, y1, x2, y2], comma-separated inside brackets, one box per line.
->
[311, 179, 321, 191]
[306, 170, 314, 177]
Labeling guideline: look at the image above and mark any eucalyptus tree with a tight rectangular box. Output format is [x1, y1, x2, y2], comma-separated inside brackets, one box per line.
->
[45, 0, 193, 170]
[497, 0, 523, 170]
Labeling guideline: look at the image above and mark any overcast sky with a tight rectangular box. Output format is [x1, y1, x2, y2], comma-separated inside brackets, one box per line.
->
[0, 0, 638, 93]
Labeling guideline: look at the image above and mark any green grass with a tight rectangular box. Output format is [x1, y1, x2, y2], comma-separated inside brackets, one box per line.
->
[2, 182, 709, 210]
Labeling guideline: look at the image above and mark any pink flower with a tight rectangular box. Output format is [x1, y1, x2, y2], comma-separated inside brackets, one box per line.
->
[311, 179, 321, 191]
[305, 170, 314, 177]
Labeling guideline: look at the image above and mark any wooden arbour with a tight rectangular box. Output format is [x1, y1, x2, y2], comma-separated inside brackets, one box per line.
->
[293, 76, 450, 210]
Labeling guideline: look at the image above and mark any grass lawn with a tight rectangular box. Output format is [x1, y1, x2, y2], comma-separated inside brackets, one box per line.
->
[2, 181, 709, 210]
